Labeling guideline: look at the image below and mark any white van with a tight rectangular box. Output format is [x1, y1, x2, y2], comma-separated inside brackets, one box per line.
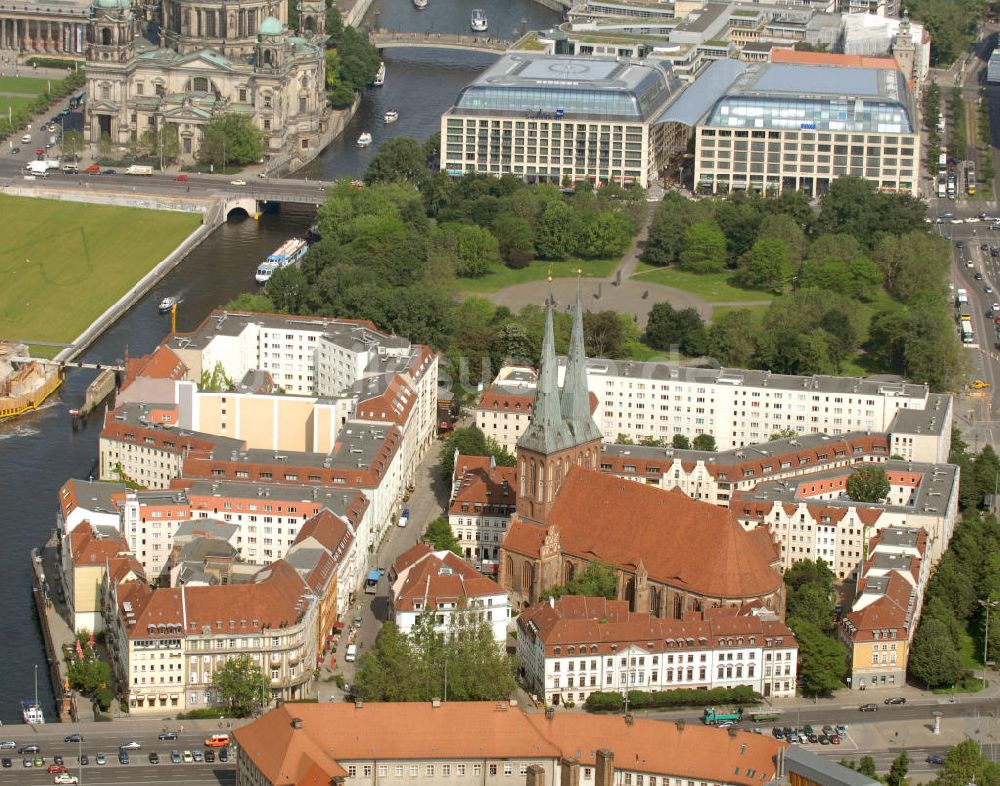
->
[21, 134, 30, 144]
[345, 644, 357, 662]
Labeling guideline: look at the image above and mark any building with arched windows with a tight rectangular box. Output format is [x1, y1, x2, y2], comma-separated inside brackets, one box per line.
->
[83, 0, 329, 168]
[498, 288, 785, 618]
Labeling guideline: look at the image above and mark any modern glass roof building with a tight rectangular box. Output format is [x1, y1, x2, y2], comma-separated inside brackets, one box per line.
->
[684, 59, 920, 196]
[440, 53, 688, 187]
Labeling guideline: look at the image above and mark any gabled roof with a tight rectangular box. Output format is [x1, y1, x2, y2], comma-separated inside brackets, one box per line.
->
[392, 547, 506, 611]
[450, 455, 516, 512]
[122, 344, 188, 388]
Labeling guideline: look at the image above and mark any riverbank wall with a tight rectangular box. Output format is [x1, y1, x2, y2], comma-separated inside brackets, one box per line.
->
[528, 0, 570, 12]
[3, 186, 218, 363]
[30, 540, 76, 723]
[338, 0, 375, 28]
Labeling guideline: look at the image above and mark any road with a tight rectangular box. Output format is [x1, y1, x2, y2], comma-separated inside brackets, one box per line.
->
[0, 726, 235, 786]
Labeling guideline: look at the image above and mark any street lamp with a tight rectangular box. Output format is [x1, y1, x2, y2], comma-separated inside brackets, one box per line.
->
[980, 597, 998, 689]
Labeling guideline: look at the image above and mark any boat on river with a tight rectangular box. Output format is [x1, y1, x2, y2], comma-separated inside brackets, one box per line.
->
[357, 131, 373, 147]
[255, 237, 309, 285]
[384, 109, 399, 124]
[20, 700, 44, 725]
[413, 0, 427, 8]
[373, 62, 386, 86]
[158, 295, 178, 313]
[471, 9, 488, 31]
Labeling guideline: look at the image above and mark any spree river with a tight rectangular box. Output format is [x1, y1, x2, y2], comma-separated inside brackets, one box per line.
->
[0, 0, 560, 723]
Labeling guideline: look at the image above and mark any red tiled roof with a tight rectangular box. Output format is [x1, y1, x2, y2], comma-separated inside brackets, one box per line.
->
[530, 468, 783, 600]
[843, 572, 915, 640]
[292, 508, 356, 567]
[392, 547, 505, 612]
[450, 455, 516, 513]
[356, 375, 417, 426]
[233, 702, 785, 786]
[771, 50, 900, 70]
[122, 345, 187, 388]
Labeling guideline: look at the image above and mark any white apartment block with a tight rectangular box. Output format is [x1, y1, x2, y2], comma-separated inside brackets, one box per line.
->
[518, 597, 797, 706]
[476, 361, 948, 456]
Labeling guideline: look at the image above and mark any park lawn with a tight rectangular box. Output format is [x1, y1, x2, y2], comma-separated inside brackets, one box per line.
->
[0, 195, 200, 344]
[710, 304, 768, 324]
[0, 76, 53, 96]
[0, 96, 35, 116]
[631, 263, 772, 303]
[457, 257, 617, 293]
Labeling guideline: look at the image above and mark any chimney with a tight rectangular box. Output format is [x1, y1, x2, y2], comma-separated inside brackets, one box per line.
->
[432, 697, 441, 708]
[675, 720, 685, 732]
[526, 764, 546, 786]
[561, 758, 581, 786]
[595, 749, 614, 786]
[775, 748, 786, 779]
[291, 717, 303, 729]
[354, 699, 364, 710]
[545, 706, 555, 721]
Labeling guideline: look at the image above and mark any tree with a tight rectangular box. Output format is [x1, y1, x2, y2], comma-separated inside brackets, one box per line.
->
[859, 757, 878, 779]
[908, 617, 965, 688]
[671, 434, 690, 449]
[887, 750, 910, 786]
[68, 658, 111, 695]
[679, 220, 728, 273]
[846, 466, 890, 503]
[789, 618, 847, 697]
[646, 302, 707, 356]
[692, 434, 716, 451]
[213, 654, 266, 717]
[643, 192, 708, 266]
[224, 292, 276, 312]
[771, 428, 797, 441]
[737, 237, 793, 294]
[200, 361, 234, 392]
[934, 739, 1000, 786]
[535, 199, 578, 260]
[874, 232, 950, 302]
[575, 211, 632, 259]
[423, 517, 461, 555]
[97, 133, 114, 161]
[433, 222, 500, 278]
[583, 310, 633, 359]
[365, 137, 430, 187]
[542, 560, 618, 600]
[439, 426, 514, 481]
[707, 309, 758, 367]
[198, 114, 264, 168]
[60, 129, 83, 161]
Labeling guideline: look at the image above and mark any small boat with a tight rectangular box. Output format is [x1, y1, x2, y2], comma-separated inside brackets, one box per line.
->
[470, 8, 488, 31]
[373, 61, 386, 86]
[158, 296, 178, 313]
[256, 237, 309, 285]
[20, 700, 44, 725]
[357, 131, 373, 147]
[413, 0, 427, 8]
[383, 109, 399, 124]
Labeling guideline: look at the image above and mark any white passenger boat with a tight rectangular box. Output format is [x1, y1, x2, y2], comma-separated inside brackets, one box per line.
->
[413, 0, 427, 9]
[158, 296, 178, 313]
[357, 131, 373, 147]
[255, 237, 309, 285]
[471, 8, 488, 31]
[20, 700, 44, 725]
[373, 61, 386, 86]
[383, 109, 399, 124]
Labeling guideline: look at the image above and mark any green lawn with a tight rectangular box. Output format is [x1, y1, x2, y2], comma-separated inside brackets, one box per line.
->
[0, 195, 201, 344]
[457, 257, 618, 293]
[0, 76, 53, 96]
[710, 304, 768, 324]
[631, 263, 773, 303]
[0, 96, 36, 115]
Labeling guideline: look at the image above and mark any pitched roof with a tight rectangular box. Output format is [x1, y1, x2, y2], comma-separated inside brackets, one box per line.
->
[521, 467, 783, 600]
[121, 344, 187, 388]
[771, 49, 900, 70]
[234, 702, 784, 785]
[291, 508, 355, 567]
[450, 456, 516, 513]
[69, 521, 130, 567]
[391, 548, 506, 612]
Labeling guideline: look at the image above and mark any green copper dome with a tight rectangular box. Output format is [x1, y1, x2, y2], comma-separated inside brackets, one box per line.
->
[258, 16, 283, 35]
[93, 0, 131, 10]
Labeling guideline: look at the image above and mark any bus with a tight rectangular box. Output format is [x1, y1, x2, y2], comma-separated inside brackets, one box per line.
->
[747, 710, 782, 723]
[961, 320, 975, 344]
[968, 161, 977, 195]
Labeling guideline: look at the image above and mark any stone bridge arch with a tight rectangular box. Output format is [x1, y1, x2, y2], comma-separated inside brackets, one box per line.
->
[225, 197, 259, 220]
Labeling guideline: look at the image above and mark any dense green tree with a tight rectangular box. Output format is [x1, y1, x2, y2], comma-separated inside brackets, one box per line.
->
[493, 214, 535, 267]
[198, 114, 264, 168]
[692, 434, 716, 452]
[672, 434, 691, 449]
[819, 177, 928, 248]
[679, 220, 728, 273]
[846, 466, 890, 503]
[737, 237, 793, 294]
[439, 426, 515, 482]
[909, 616, 966, 688]
[758, 213, 808, 264]
[364, 137, 430, 187]
[575, 211, 632, 259]
[60, 129, 84, 161]
[859, 757, 878, 779]
[874, 232, 951, 302]
[887, 751, 910, 786]
[706, 309, 757, 367]
[542, 561, 618, 600]
[583, 310, 634, 359]
[432, 223, 500, 278]
[423, 517, 461, 555]
[646, 302, 707, 356]
[213, 654, 266, 717]
[932, 739, 1000, 786]
[642, 192, 708, 266]
[535, 200, 578, 260]
[224, 292, 276, 312]
[68, 658, 111, 695]
[788, 617, 848, 697]
[770, 428, 798, 441]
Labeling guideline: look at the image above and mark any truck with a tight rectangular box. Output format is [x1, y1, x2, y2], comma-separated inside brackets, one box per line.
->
[125, 165, 153, 176]
[26, 161, 50, 176]
[702, 707, 743, 726]
[957, 288, 969, 305]
[948, 180, 956, 199]
[397, 506, 410, 528]
[938, 179, 947, 198]
[962, 321, 975, 344]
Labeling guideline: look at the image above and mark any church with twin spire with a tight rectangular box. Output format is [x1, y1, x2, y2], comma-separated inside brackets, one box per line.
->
[499, 288, 787, 619]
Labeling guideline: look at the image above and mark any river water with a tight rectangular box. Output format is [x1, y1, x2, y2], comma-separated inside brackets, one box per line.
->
[0, 0, 560, 723]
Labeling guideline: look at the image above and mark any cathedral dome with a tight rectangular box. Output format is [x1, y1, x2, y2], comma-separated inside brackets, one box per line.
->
[257, 16, 284, 36]
[92, 0, 131, 9]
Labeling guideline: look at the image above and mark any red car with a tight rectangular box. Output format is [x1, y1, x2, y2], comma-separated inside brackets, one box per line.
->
[47, 764, 66, 773]
[84, 164, 100, 174]
[174, 174, 189, 182]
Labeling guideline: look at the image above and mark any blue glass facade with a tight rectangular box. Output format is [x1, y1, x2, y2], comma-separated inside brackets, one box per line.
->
[705, 96, 912, 135]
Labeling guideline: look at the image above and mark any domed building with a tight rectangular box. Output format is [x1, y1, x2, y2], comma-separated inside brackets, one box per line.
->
[84, 0, 330, 169]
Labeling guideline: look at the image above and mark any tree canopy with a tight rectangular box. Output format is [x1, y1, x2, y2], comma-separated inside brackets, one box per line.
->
[198, 114, 264, 168]
[846, 466, 890, 503]
[213, 654, 266, 717]
[541, 561, 618, 601]
[784, 559, 847, 696]
[423, 517, 461, 555]
[439, 426, 515, 482]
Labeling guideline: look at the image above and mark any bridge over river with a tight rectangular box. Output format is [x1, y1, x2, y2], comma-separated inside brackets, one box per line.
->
[369, 28, 515, 53]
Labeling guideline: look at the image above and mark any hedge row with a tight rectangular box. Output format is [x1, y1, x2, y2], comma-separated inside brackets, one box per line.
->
[26, 57, 80, 70]
[0, 69, 85, 142]
[584, 685, 762, 712]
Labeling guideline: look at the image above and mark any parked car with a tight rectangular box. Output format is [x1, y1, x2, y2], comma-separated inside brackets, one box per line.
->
[859, 703, 878, 712]
[53, 756, 63, 766]
[0, 742, 15, 750]
[148, 752, 159, 765]
[219, 748, 229, 763]
[34, 757, 44, 767]
[987, 285, 995, 294]
[78, 755, 88, 766]
[205, 750, 216, 763]
[175, 174, 189, 182]
[822, 725, 835, 736]
[1, 758, 10, 768]
[84, 164, 100, 174]
[102, 168, 117, 175]
[118, 752, 129, 765]
[47, 764, 66, 773]
[836, 724, 847, 736]
[22, 758, 32, 768]
[884, 697, 906, 705]
[830, 735, 842, 745]
[19, 746, 39, 755]
[192, 750, 204, 762]
[818, 735, 830, 745]
[806, 734, 818, 744]
[975, 272, 984, 280]
[95, 753, 106, 766]
[170, 750, 182, 764]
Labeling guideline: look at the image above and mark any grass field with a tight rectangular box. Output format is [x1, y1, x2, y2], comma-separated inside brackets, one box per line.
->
[0, 76, 52, 96]
[0, 96, 36, 116]
[710, 304, 768, 324]
[0, 195, 201, 345]
[457, 257, 618, 293]
[631, 263, 772, 303]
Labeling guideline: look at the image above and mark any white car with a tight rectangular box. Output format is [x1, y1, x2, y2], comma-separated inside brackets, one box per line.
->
[951, 217, 965, 224]
[967, 216, 981, 223]
[229, 179, 247, 186]
[54, 775, 79, 785]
